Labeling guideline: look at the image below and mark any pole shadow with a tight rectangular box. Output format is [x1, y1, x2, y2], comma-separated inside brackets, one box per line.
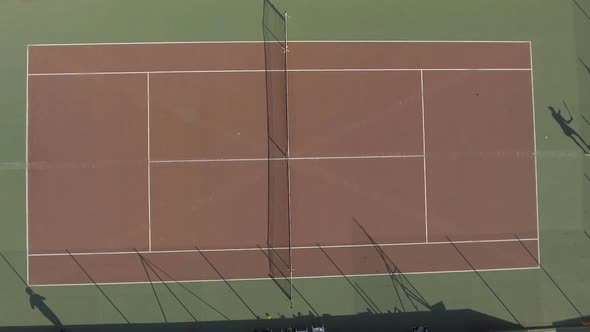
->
[573, 0, 590, 22]
[256, 245, 320, 316]
[194, 247, 259, 319]
[585, 173, 590, 182]
[547, 105, 590, 153]
[316, 243, 382, 313]
[352, 218, 432, 312]
[135, 251, 197, 322]
[135, 250, 167, 322]
[0, 252, 65, 331]
[65, 250, 129, 323]
[446, 237, 520, 325]
[514, 236, 587, 322]
[135, 252, 229, 320]
[585, 230, 590, 240]
[579, 57, 590, 77]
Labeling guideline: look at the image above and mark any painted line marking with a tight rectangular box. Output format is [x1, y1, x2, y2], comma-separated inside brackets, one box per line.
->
[27, 40, 533, 47]
[30, 266, 541, 288]
[28, 68, 533, 76]
[529, 42, 541, 265]
[28, 237, 539, 257]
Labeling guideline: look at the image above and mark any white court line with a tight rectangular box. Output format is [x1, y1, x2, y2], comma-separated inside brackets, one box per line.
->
[25, 45, 30, 285]
[27, 68, 532, 76]
[30, 266, 541, 288]
[529, 42, 542, 265]
[150, 155, 425, 164]
[146, 73, 151, 252]
[27, 40, 533, 47]
[420, 70, 429, 243]
[28, 237, 539, 257]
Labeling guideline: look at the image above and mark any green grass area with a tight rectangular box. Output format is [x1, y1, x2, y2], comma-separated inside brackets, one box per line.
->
[1, 0, 589, 330]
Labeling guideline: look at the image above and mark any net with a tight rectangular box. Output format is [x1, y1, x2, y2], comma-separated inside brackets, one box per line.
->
[263, 0, 292, 301]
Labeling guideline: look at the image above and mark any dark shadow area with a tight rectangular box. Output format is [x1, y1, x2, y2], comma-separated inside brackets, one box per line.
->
[136, 252, 197, 322]
[65, 250, 129, 323]
[447, 237, 520, 325]
[0, 252, 65, 331]
[573, 0, 590, 22]
[316, 243, 382, 313]
[0, 308, 522, 332]
[548, 105, 590, 153]
[352, 218, 432, 312]
[135, 252, 229, 320]
[514, 236, 588, 324]
[195, 247, 260, 319]
[585, 230, 590, 241]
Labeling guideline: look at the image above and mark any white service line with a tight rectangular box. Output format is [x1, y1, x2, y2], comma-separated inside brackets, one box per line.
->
[27, 40, 533, 47]
[30, 265, 541, 288]
[420, 70, 429, 243]
[150, 155, 425, 164]
[27, 68, 532, 76]
[28, 237, 539, 257]
[146, 73, 151, 252]
[25, 45, 30, 285]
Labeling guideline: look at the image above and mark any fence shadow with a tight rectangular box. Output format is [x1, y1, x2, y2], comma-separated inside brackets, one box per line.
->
[352, 218, 432, 312]
[195, 247, 259, 319]
[135, 252, 229, 320]
[513, 236, 589, 325]
[316, 243, 382, 313]
[66, 250, 129, 323]
[446, 237, 520, 325]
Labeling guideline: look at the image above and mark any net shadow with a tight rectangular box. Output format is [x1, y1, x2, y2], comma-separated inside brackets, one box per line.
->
[263, 0, 292, 303]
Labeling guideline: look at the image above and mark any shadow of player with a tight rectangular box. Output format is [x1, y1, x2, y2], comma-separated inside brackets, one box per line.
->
[26, 287, 65, 331]
[548, 106, 590, 153]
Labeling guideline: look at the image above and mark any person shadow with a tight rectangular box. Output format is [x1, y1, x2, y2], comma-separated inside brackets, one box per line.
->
[548, 106, 590, 153]
[26, 287, 65, 331]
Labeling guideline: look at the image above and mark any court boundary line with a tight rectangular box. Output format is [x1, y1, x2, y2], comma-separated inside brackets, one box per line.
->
[529, 42, 541, 265]
[150, 155, 425, 163]
[146, 73, 152, 252]
[25, 45, 30, 285]
[27, 40, 533, 47]
[28, 237, 539, 257]
[420, 70, 429, 243]
[28, 68, 533, 76]
[29, 266, 541, 288]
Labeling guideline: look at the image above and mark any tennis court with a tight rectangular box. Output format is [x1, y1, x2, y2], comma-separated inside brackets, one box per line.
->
[26, 38, 539, 287]
[5, 0, 590, 330]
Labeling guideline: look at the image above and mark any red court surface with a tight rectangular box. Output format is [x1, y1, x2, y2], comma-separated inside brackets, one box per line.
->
[26, 41, 539, 286]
